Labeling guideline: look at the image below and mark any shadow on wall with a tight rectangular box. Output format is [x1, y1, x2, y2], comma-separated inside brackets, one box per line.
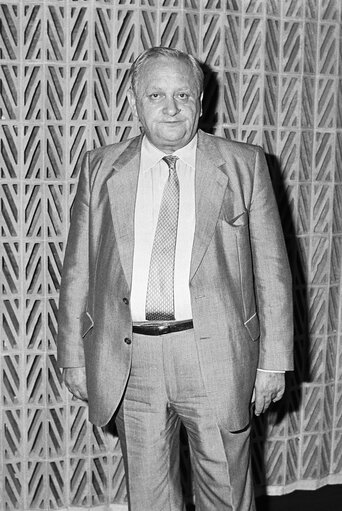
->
[251, 151, 310, 491]
[199, 63, 219, 134]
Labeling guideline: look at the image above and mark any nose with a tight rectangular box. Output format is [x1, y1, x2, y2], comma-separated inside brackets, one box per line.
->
[163, 96, 180, 116]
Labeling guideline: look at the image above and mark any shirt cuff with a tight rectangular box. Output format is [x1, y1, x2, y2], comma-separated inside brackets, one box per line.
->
[257, 368, 285, 374]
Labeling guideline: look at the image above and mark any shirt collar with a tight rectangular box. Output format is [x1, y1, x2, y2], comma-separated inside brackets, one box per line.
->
[141, 134, 197, 172]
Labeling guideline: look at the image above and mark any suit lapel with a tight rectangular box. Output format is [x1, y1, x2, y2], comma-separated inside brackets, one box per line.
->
[190, 131, 229, 280]
[106, 136, 142, 288]
[106, 131, 231, 286]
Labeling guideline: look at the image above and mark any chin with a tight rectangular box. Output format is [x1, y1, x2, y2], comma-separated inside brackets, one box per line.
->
[159, 131, 189, 144]
[162, 135, 186, 144]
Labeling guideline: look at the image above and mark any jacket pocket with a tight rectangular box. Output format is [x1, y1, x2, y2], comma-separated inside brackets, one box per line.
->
[81, 311, 94, 338]
[244, 313, 260, 341]
[219, 210, 248, 228]
[228, 210, 248, 227]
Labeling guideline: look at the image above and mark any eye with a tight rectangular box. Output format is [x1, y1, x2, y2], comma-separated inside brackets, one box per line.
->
[176, 92, 189, 101]
[148, 93, 162, 100]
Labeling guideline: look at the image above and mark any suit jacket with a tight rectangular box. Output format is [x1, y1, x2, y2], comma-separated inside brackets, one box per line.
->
[57, 130, 293, 430]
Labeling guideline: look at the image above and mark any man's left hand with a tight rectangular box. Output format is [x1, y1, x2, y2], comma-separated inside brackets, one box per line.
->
[253, 371, 285, 416]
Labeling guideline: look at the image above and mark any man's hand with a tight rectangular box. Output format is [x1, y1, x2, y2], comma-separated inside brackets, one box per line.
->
[63, 367, 88, 401]
[253, 371, 285, 416]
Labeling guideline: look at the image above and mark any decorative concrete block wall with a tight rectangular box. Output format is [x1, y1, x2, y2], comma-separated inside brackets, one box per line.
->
[1, 1, 342, 508]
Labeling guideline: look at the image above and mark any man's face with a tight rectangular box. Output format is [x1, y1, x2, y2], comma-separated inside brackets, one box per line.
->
[128, 56, 202, 153]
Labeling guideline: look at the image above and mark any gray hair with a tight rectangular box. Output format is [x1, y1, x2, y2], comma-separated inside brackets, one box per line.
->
[129, 47, 204, 97]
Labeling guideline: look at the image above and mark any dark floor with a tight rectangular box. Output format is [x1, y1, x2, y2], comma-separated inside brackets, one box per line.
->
[184, 485, 342, 510]
[255, 484, 342, 511]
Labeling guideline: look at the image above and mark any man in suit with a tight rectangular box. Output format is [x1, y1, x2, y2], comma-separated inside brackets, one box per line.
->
[57, 47, 293, 511]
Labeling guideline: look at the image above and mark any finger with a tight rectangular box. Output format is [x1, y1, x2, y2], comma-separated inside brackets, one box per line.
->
[255, 396, 273, 415]
[272, 389, 284, 403]
[74, 387, 88, 401]
[76, 389, 88, 401]
[263, 400, 272, 412]
[71, 391, 87, 401]
[66, 385, 85, 400]
[254, 397, 266, 416]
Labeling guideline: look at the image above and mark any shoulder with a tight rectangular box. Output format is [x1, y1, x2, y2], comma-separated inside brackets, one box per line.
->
[87, 136, 140, 167]
[79, 135, 141, 186]
[199, 130, 263, 160]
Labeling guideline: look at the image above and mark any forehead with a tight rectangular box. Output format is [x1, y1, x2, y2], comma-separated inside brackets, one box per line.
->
[137, 57, 196, 92]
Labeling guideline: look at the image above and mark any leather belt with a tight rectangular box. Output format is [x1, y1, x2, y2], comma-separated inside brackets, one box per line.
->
[132, 320, 193, 336]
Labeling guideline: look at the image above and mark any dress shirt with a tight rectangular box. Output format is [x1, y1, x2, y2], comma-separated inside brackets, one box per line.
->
[130, 135, 196, 322]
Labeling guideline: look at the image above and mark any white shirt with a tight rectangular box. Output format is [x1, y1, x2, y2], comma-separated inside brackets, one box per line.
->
[130, 135, 196, 322]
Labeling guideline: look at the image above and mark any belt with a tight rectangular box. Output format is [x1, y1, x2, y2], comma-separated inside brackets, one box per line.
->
[132, 320, 193, 336]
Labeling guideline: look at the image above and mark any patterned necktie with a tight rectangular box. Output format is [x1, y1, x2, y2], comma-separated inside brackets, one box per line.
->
[145, 155, 179, 321]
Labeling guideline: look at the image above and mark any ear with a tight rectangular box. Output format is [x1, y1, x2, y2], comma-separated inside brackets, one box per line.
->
[127, 88, 139, 118]
[199, 92, 203, 117]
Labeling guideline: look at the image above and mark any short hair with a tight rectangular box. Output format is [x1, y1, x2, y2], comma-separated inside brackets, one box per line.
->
[129, 47, 204, 97]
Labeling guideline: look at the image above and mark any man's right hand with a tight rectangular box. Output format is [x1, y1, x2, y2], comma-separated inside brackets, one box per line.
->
[63, 367, 88, 401]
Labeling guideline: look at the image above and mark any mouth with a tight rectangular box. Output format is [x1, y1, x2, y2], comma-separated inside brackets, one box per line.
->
[161, 120, 184, 125]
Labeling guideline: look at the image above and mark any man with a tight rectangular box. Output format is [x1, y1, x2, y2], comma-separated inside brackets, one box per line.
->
[57, 47, 293, 511]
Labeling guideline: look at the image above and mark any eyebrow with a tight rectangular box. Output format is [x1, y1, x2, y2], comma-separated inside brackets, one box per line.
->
[145, 86, 193, 94]
[145, 87, 164, 93]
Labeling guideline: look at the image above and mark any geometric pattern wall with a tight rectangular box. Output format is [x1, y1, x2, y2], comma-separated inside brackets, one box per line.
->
[0, 0, 342, 509]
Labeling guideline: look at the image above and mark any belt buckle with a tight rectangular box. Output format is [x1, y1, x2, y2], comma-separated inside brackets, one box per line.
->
[158, 324, 170, 335]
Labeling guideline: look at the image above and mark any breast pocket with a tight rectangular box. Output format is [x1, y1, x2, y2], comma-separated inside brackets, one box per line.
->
[219, 206, 249, 227]
[218, 211, 249, 248]
[227, 211, 248, 228]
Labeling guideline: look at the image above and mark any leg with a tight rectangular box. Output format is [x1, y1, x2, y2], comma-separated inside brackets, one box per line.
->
[115, 333, 184, 511]
[163, 329, 255, 511]
[187, 424, 255, 511]
[218, 426, 255, 511]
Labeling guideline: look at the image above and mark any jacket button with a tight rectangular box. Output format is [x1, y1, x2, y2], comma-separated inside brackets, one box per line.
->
[123, 297, 129, 305]
[124, 337, 131, 345]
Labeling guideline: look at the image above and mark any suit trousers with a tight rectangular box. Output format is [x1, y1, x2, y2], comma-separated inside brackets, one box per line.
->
[115, 328, 256, 511]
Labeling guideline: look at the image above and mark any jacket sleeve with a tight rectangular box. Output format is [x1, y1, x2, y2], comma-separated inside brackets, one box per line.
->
[249, 146, 294, 371]
[56, 152, 91, 368]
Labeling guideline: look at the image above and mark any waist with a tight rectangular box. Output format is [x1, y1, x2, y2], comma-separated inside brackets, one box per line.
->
[132, 319, 193, 336]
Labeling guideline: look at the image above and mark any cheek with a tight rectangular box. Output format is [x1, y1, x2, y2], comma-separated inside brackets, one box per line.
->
[184, 104, 200, 117]
[137, 110, 156, 130]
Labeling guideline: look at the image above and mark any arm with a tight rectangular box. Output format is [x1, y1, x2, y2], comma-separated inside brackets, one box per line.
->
[57, 153, 91, 399]
[249, 148, 293, 413]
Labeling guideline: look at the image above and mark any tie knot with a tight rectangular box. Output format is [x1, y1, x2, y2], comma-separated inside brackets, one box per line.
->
[163, 155, 178, 170]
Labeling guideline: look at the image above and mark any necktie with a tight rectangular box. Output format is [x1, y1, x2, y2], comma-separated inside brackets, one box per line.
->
[145, 155, 179, 321]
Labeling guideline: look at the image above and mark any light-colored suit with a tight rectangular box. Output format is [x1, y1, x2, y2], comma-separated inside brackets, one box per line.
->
[57, 129, 293, 432]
